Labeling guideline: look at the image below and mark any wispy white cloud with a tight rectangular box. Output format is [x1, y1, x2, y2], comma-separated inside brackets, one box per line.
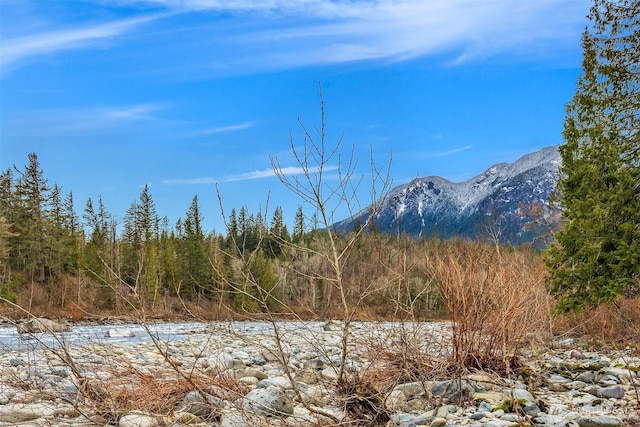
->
[0, 14, 159, 76]
[119, 0, 588, 69]
[224, 165, 339, 182]
[5, 103, 168, 136]
[188, 121, 256, 137]
[162, 177, 217, 185]
[422, 144, 473, 158]
[2, 1, 587, 79]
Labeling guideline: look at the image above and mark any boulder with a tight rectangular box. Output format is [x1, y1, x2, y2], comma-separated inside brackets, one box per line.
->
[119, 414, 159, 427]
[576, 415, 623, 427]
[241, 385, 293, 416]
[104, 328, 135, 338]
[431, 379, 475, 404]
[584, 385, 625, 399]
[0, 403, 56, 423]
[175, 390, 222, 420]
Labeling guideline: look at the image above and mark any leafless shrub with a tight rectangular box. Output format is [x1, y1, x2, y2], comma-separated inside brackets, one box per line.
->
[424, 240, 552, 375]
[553, 296, 640, 344]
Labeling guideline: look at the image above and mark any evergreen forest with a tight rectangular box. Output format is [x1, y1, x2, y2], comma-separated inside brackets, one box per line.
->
[0, 152, 452, 319]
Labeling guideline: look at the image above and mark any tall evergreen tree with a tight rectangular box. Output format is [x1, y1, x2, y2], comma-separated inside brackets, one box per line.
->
[13, 153, 51, 282]
[266, 206, 289, 258]
[182, 195, 211, 297]
[83, 196, 116, 306]
[226, 208, 238, 247]
[47, 184, 67, 277]
[158, 217, 180, 295]
[121, 201, 141, 286]
[546, 0, 640, 311]
[0, 215, 18, 301]
[292, 205, 305, 244]
[0, 169, 13, 222]
[62, 191, 81, 274]
[137, 185, 160, 304]
[0, 169, 16, 280]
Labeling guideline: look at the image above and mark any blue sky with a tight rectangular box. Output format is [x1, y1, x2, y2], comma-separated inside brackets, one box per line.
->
[1, 0, 589, 233]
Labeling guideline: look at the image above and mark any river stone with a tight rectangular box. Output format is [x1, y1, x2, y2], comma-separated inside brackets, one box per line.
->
[175, 391, 222, 420]
[119, 413, 159, 427]
[576, 415, 623, 427]
[0, 402, 56, 423]
[299, 384, 326, 406]
[385, 389, 407, 412]
[9, 358, 26, 367]
[105, 328, 135, 338]
[474, 391, 508, 406]
[321, 366, 338, 380]
[220, 411, 281, 427]
[576, 371, 597, 383]
[431, 379, 475, 404]
[512, 388, 535, 403]
[388, 412, 430, 427]
[470, 411, 486, 420]
[243, 367, 268, 380]
[564, 380, 588, 390]
[584, 385, 625, 399]
[266, 375, 293, 389]
[534, 413, 570, 426]
[599, 374, 620, 385]
[306, 357, 325, 370]
[220, 412, 248, 427]
[242, 385, 293, 416]
[261, 348, 280, 362]
[601, 367, 635, 384]
[523, 401, 542, 417]
[197, 351, 234, 372]
[323, 320, 343, 331]
[395, 381, 427, 398]
[239, 376, 259, 386]
[16, 318, 69, 334]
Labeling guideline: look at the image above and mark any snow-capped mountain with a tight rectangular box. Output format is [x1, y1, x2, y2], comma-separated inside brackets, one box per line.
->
[335, 146, 561, 245]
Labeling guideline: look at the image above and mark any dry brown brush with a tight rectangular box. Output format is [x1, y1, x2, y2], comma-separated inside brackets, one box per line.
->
[424, 240, 552, 375]
[553, 296, 640, 345]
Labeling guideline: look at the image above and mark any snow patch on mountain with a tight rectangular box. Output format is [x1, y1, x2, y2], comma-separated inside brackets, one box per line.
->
[334, 146, 561, 245]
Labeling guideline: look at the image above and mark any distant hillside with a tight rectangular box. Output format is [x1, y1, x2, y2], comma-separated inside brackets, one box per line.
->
[334, 146, 561, 246]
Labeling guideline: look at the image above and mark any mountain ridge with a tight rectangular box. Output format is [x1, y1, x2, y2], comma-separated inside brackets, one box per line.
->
[335, 146, 561, 245]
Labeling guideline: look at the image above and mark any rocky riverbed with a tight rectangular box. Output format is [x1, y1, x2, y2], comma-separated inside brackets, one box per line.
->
[0, 320, 638, 426]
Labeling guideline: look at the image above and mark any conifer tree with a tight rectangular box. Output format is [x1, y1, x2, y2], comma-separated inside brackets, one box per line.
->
[0, 215, 18, 301]
[0, 169, 13, 223]
[47, 184, 67, 277]
[83, 196, 116, 306]
[13, 153, 51, 282]
[225, 208, 238, 251]
[159, 217, 180, 295]
[266, 206, 289, 258]
[547, 0, 640, 310]
[0, 169, 16, 281]
[182, 195, 211, 297]
[62, 191, 81, 274]
[292, 205, 305, 244]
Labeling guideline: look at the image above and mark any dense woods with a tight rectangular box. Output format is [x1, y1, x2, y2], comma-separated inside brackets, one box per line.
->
[0, 152, 455, 318]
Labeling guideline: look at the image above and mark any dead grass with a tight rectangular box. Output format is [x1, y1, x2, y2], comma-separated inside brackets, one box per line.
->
[553, 297, 640, 345]
[77, 354, 249, 424]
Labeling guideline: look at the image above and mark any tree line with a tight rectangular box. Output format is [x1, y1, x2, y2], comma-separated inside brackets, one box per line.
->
[0, 154, 442, 317]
